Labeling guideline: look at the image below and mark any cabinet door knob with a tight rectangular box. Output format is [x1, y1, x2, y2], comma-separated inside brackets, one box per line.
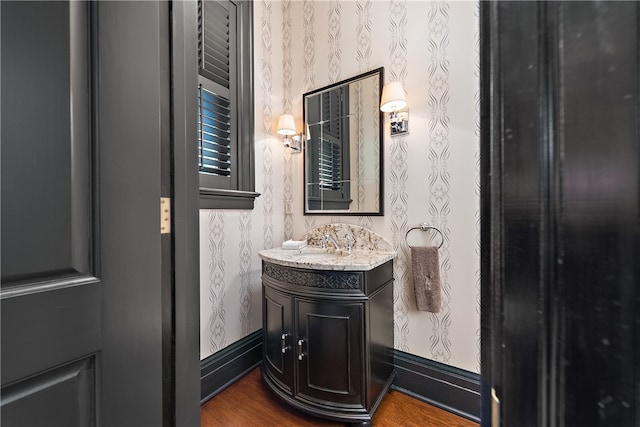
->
[297, 339, 305, 360]
[281, 333, 290, 353]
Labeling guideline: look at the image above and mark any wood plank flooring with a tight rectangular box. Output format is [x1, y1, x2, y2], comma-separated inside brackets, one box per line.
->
[201, 368, 478, 427]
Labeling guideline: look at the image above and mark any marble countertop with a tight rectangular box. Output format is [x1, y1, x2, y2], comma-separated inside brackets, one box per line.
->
[258, 247, 396, 271]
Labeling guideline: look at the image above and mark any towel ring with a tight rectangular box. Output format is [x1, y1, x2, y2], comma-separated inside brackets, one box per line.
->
[405, 223, 444, 249]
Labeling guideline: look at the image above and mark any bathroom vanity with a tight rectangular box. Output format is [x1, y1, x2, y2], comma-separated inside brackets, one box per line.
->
[259, 225, 396, 427]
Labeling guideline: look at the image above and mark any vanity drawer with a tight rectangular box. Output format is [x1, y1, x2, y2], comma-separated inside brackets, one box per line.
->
[262, 262, 363, 291]
[262, 260, 393, 297]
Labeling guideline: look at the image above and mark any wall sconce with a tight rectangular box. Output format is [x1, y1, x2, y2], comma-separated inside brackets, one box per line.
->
[277, 114, 302, 153]
[380, 81, 409, 136]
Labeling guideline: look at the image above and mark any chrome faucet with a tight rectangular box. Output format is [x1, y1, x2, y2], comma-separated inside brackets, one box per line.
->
[322, 233, 339, 250]
[345, 237, 353, 254]
[322, 233, 353, 255]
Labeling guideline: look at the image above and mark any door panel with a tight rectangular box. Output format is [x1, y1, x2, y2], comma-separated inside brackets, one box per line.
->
[1, 1, 99, 423]
[296, 299, 363, 406]
[306, 313, 350, 393]
[1, 358, 95, 427]
[263, 285, 294, 393]
[1, 283, 100, 385]
[1, 0, 92, 285]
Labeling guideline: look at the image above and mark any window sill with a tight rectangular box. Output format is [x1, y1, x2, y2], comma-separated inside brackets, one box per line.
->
[199, 188, 261, 210]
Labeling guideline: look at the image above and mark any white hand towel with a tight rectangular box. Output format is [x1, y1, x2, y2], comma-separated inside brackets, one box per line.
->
[282, 240, 307, 250]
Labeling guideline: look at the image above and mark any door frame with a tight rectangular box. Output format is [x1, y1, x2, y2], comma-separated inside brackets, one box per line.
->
[480, 2, 640, 426]
[170, 1, 201, 426]
[479, 3, 498, 423]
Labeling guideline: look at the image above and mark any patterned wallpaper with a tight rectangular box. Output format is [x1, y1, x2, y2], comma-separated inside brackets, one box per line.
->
[200, 0, 480, 374]
[426, 0, 452, 362]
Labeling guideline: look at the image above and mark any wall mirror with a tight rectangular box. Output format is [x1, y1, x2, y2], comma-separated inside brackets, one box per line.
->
[303, 67, 384, 215]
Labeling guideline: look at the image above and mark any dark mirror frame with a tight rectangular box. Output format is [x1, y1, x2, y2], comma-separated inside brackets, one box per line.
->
[302, 67, 384, 216]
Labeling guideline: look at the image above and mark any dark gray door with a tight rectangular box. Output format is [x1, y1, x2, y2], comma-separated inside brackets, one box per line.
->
[481, 2, 639, 426]
[1, 2, 180, 426]
[1, 2, 100, 425]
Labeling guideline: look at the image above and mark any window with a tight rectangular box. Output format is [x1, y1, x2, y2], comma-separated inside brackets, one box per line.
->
[198, 0, 258, 209]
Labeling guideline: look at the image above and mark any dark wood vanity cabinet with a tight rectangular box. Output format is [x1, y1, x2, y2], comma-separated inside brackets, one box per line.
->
[261, 261, 395, 427]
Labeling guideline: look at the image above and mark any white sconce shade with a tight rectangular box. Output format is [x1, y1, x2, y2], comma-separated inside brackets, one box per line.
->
[380, 82, 409, 136]
[380, 82, 407, 112]
[276, 113, 303, 152]
[277, 114, 297, 136]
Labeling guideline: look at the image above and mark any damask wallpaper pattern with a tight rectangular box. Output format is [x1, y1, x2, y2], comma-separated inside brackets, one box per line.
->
[425, 0, 452, 362]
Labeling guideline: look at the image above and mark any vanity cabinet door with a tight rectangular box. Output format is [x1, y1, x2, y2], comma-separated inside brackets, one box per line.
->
[295, 299, 364, 406]
[263, 285, 294, 394]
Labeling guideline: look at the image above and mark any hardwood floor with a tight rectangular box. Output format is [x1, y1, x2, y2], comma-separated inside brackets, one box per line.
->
[201, 368, 478, 427]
